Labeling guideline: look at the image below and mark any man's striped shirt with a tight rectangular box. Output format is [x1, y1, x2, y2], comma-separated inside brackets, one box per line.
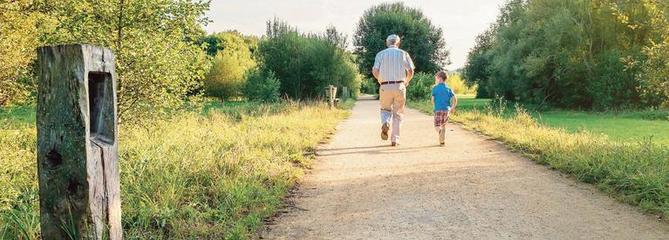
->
[373, 46, 415, 82]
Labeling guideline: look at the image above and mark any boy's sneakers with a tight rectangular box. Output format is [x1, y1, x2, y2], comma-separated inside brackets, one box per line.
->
[381, 123, 389, 140]
[439, 128, 445, 146]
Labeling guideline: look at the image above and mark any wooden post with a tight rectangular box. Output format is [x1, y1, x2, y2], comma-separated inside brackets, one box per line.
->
[342, 86, 350, 100]
[36, 44, 122, 240]
[325, 85, 337, 108]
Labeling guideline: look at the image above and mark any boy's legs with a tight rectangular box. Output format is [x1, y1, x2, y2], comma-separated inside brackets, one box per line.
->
[434, 111, 449, 145]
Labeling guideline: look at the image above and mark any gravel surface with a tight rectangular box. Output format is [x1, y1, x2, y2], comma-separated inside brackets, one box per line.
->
[261, 98, 669, 240]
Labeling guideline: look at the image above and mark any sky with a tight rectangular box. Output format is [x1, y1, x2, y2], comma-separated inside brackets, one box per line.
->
[205, 0, 507, 70]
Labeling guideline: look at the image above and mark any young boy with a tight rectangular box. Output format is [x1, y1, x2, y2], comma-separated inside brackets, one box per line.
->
[431, 70, 458, 146]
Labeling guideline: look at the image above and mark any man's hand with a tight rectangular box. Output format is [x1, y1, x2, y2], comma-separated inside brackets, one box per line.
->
[449, 108, 456, 115]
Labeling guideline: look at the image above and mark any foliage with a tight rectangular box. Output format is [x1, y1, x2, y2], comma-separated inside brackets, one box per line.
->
[202, 32, 257, 100]
[0, 0, 211, 120]
[411, 97, 669, 218]
[0, 0, 52, 106]
[407, 72, 476, 101]
[258, 20, 361, 100]
[406, 73, 433, 101]
[354, 2, 449, 77]
[243, 69, 281, 102]
[360, 77, 379, 95]
[197, 30, 259, 57]
[0, 102, 349, 239]
[446, 73, 477, 96]
[464, 0, 669, 109]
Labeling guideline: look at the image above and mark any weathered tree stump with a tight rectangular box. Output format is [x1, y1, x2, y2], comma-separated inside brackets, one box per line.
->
[37, 44, 122, 240]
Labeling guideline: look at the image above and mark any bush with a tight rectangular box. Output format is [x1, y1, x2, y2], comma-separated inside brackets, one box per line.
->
[243, 70, 281, 102]
[446, 73, 477, 95]
[360, 77, 379, 95]
[258, 20, 361, 100]
[201, 32, 257, 100]
[407, 73, 433, 101]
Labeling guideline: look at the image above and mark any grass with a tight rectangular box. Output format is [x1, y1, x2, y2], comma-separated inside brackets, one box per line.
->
[411, 96, 669, 145]
[410, 97, 669, 219]
[0, 100, 351, 239]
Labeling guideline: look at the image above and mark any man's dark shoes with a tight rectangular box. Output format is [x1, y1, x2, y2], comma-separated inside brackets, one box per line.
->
[391, 142, 398, 147]
[381, 123, 390, 140]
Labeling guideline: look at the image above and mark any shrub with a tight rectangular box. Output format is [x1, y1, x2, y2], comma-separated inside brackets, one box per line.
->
[201, 32, 257, 100]
[258, 20, 361, 100]
[243, 70, 281, 102]
[407, 72, 433, 101]
[361, 77, 379, 95]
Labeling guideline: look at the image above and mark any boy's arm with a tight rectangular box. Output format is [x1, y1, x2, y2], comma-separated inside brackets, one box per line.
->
[450, 94, 458, 114]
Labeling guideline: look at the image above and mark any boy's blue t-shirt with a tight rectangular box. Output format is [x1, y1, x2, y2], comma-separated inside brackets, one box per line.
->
[432, 83, 455, 111]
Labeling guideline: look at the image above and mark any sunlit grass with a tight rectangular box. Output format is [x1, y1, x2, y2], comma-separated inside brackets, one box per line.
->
[0, 100, 350, 239]
[410, 98, 669, 219]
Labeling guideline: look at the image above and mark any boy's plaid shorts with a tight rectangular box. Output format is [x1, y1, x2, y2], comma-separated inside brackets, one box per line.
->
[434, 110, 450, 127]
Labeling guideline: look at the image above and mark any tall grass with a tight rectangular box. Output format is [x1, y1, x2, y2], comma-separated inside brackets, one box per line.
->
[411, 100, 669, 219]
[0, 101, 349, 239]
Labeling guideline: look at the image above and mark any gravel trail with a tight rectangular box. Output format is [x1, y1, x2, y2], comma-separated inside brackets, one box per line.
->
[262, 98, 669, 240]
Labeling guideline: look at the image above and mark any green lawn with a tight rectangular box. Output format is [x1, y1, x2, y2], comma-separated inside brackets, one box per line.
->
[537, 111, 669, 145]
[411, 96, 669, 145]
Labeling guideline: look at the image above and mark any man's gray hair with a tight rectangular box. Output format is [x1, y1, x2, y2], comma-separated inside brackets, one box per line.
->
[386, 34, 400, 46]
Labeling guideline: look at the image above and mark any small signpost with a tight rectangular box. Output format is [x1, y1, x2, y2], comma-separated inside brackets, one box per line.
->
[36, 44, 122, 239]
[325, 85, 338, 108]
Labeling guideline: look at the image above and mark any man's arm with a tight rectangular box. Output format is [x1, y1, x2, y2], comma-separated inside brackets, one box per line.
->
[372, 68, 382, 83]
[404, 52, 415, 86]
[405, 68, 414, 86]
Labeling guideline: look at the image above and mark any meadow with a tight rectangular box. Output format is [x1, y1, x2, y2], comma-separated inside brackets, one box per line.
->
[0, 100, 351, 239]
[410, 97, 669, 218]
[411, 96, 669, 145]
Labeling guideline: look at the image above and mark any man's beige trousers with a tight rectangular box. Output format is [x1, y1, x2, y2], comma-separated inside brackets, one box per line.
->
[379, 83, 406, 143]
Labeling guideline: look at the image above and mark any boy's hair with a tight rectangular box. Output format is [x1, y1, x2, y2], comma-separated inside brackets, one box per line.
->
[436, 70, 448, 82]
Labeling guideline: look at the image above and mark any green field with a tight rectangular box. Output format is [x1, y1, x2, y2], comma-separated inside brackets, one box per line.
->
[411, 96, 669, 145]
[0, 100, 351, 239]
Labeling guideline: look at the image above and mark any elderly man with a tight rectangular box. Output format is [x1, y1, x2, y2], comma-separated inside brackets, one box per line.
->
[372, 34, 415, 146]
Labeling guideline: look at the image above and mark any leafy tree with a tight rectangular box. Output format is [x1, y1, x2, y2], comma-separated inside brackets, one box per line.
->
[258, 20, 361, 100]
[1, 0, 211, 120]
[354, 2, 449, 77]
[465, 0, 669, 109]
[200, 32, 257, 100]
[0, 0, 52, 106]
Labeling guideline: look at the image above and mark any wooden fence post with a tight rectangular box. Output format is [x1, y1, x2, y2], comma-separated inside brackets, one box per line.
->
[325, 85, 338, 108]
[36, 44, 122, 240]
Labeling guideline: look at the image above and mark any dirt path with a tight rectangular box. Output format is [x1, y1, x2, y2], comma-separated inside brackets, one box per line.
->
[262, 99, 669, 240]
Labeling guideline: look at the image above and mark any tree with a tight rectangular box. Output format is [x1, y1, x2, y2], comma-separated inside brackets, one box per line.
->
[200, 32, 257, 100]
[2, 0, 211, 120]
[354, 2, 449, 77]
[0, 0, 52, 106]
[258, 19, 361, 100]
[465, 0, 669, 109]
